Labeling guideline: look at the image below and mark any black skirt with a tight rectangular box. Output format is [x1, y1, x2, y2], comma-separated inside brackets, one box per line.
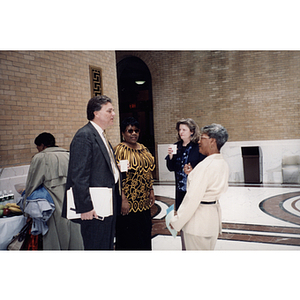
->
[115, 209, 152, 250]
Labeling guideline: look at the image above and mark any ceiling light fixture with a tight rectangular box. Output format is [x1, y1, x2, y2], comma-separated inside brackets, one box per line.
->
[135, 80, 145, 85]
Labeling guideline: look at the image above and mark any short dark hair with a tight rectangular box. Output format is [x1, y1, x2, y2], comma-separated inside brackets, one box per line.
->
[120, 117, 140, 133]
[87, 95, 112, 120]
[34, 132, 56, 147]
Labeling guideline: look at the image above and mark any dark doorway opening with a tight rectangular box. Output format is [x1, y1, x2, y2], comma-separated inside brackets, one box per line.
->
[116, 56, 155, 159]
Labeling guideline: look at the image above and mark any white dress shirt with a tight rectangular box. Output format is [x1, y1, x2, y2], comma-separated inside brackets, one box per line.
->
[90, 121, 119, 184]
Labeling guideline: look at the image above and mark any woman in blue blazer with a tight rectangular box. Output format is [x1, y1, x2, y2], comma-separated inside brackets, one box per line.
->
[166, 118, 206, 210]
[166, 118, 206, 249]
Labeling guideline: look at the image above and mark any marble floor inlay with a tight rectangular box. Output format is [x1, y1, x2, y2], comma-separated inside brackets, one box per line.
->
[259, 191, 300, 226]
[151, 183, 300, 250]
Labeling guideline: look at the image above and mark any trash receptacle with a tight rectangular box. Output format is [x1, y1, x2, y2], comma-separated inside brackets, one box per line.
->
[241, 146, 262, 183]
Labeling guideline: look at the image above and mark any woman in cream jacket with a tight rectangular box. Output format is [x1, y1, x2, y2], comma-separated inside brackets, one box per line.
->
[170, 124, 229, 250]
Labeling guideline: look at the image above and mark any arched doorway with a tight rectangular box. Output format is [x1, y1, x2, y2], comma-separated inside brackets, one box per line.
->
[116, 56, 155, 160]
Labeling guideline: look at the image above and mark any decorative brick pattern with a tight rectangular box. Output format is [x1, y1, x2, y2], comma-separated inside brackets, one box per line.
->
[89, 65, 103, 97]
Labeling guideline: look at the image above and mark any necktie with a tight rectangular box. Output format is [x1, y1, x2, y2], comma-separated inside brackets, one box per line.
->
[103, 131, 117, 169]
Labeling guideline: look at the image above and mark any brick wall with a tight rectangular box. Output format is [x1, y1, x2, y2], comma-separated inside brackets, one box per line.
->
[2, 50, 300, 168]
[0, 51, 119, 167]
[116, 51, 300, 144]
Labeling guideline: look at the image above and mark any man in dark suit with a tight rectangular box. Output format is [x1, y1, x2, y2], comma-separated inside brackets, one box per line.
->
[63, 95, 120, 250]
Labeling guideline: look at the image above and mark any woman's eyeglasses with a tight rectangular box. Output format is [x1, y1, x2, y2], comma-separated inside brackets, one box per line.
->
[126, 129, 140, 134]
[200, 135, 210, 139]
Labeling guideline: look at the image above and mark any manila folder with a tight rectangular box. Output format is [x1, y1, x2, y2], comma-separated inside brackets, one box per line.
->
[67, 187, 113, 220]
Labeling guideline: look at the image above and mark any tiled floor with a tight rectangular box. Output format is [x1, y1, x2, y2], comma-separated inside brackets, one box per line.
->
[151, 182, 300, 250]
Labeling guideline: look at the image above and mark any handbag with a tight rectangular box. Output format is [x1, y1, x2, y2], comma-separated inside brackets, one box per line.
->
[7, 220, 32, 251]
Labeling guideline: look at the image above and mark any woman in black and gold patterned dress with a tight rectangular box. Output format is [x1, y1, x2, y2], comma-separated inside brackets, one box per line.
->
[114, 117, 155, 250]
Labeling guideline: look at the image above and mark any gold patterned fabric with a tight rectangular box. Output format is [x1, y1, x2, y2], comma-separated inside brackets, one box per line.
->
[114, 143, 155, 213]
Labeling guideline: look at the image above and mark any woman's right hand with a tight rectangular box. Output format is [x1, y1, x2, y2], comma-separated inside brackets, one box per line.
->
[167, 146, 173, 160]
[184, 163, 193, 175]
[121, 193, 130, 215]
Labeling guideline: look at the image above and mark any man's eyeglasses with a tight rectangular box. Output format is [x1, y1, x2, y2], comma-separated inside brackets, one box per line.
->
[127, 129, 140, 134]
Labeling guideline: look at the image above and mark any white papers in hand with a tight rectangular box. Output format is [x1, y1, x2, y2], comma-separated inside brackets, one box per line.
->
[67, 187, 113, 220]
[165, 204, 177, 238]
